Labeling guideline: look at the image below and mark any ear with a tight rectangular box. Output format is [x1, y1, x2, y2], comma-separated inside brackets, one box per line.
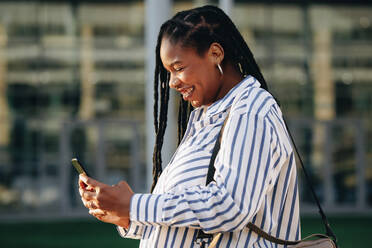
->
[208, 42, 224, 65]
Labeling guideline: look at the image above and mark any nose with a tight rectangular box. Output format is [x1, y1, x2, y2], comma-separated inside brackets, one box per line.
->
[169, 73, 181, 89]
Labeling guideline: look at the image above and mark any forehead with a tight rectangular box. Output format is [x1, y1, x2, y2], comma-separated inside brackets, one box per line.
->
[160, 37, 199, 66]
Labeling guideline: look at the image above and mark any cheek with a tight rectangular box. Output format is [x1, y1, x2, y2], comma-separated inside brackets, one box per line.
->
[181, 67, 197, 82]
[178, 73, 189, 83]
[181, 64, 216, 96]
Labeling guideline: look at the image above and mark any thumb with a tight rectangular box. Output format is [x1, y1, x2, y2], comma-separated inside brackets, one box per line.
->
[118, 181, 134, 193]
[80, 174, 106, 188]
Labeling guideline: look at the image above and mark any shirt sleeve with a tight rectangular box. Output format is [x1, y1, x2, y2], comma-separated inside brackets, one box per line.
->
[115, 191, 145, 239]
[116, 222, 143, 239]
[128, 107, 292, 233]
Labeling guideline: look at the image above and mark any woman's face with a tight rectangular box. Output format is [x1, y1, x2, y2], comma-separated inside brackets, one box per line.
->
[160, 37, 223, 107]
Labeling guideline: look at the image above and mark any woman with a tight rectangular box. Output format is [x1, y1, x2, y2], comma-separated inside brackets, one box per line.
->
[79, 5, 300, 247]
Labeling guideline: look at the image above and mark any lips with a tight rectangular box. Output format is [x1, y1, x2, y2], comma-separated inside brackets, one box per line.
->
[179, 86, 194, 100]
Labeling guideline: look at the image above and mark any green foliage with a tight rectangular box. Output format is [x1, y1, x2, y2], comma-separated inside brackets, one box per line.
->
[1, 216, 371, 248]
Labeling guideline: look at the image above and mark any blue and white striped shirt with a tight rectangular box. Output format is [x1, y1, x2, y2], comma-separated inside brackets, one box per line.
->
[118, 76, 301, 247]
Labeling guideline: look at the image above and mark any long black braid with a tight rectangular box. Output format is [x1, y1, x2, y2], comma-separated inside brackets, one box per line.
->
[151, 5, 270, 192]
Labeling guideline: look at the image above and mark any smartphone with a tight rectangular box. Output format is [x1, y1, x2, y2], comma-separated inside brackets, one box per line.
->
[71, 158, 89, 177]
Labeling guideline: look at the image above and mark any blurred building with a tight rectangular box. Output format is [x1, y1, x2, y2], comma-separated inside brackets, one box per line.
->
[0, 0, 371, 220]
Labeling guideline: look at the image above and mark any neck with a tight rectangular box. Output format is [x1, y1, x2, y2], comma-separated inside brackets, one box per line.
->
[213, 64, 244, 104]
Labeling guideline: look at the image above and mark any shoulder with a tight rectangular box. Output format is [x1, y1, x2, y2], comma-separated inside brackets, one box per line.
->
[230, 79, 278, 119]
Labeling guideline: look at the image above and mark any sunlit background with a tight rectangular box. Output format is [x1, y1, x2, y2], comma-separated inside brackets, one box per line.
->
[0, 0, 371, 247]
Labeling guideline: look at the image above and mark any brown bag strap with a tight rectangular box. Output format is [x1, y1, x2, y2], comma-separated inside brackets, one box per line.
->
[281, 116, 338, 246]
[247, 222, 332, 246]
[247, 222, 298, 245]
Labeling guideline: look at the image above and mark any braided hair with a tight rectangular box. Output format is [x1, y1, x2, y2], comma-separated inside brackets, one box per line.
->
[151, 5, 269, 192]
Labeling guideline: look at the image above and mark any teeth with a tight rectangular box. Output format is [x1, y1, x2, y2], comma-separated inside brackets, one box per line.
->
[182, 87, 193, 98]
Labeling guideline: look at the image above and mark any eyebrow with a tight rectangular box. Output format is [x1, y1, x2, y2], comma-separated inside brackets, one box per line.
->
[170, 60, 182, 67]
[163, 60, 182, 71]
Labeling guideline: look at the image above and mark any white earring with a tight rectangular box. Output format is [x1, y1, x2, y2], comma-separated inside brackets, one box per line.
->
[217, 64, 223, 75]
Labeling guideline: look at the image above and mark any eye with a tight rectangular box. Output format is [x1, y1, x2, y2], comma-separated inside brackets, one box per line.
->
[175, 67, 184, 72]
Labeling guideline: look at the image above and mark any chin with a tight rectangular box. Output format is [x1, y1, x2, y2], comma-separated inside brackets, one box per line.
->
[190, 100, 202, 108]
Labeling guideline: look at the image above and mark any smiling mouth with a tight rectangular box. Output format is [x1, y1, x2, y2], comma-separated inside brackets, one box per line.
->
[180, 86, 194, 100]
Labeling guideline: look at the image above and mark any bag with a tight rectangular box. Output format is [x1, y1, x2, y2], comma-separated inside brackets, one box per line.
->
[195, 112, 338, 248]
[247, 222, 336, 248]
[197, 232, 336, 248]
[291, 238, 336, 248]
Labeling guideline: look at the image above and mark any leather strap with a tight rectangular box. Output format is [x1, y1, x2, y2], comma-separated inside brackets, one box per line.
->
[247, 222, 333, 246]
[282, 117, 337, 244]
[205, 115, 229, 185]
[247, 222, 298, 245]
[196, 113, 229, 244]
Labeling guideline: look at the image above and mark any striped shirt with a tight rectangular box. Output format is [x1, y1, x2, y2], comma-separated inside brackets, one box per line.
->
[117, 76, 301, 247]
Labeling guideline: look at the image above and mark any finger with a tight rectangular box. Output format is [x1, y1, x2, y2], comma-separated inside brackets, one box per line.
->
[79, 186, 95, 197]
[80, 190, 96, 201]
[91, 213, 105, 221]
[89, 201, 98, 209]
[79, 187, 86, 196]
[83, 200, 98, 210]
[89, 210, 106, 221]
[79, 174, 107, 189]
[89, 208, 106, 215]
[79, 178, 88, 189]
[79, 180, 96, 193]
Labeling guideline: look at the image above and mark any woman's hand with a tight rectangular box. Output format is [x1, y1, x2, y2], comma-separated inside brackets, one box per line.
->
[78, 174, 134, 228]
[88, 208, 130, 228]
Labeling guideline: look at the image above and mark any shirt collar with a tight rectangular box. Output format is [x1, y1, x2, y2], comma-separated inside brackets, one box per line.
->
[203, 75, 260, 117]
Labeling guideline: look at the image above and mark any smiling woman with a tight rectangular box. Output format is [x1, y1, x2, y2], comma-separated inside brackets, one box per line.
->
[78, 5, 301, 248]
[160, 38, 242, 107]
